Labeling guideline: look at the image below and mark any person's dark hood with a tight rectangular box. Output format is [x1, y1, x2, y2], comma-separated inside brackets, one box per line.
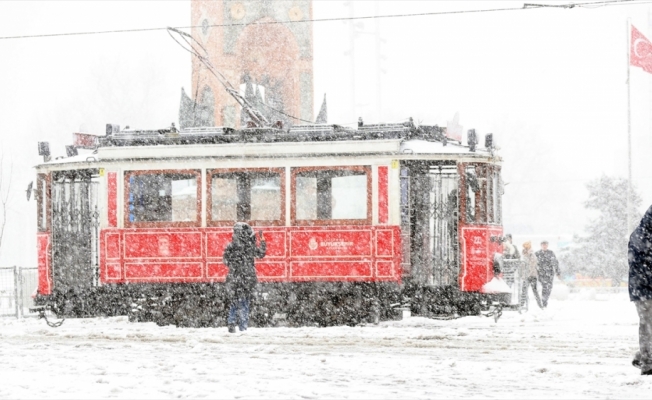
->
[638, 205, 652, 235]
[233, 222, 254, 247]
[630, 204, 652, 262]
[629, 205, 652, 301]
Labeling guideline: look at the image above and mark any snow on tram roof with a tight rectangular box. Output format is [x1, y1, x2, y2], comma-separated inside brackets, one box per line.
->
[36, 122, 497, 168]
[400, 139, 487, 155]
[41, 152, 99, 165]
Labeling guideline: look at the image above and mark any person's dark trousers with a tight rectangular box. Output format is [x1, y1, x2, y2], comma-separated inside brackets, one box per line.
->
[228, 298, 250, 331]
[540, 276, 553, 308]
[521, 277, 543, 309]
[635, 299, 652, 374]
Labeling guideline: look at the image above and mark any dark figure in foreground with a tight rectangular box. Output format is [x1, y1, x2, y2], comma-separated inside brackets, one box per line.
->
[223, 223, 266, 333]
[535, 241, 561, 308]
[520, 241, 543, 310]
[629, 205, 652, 375]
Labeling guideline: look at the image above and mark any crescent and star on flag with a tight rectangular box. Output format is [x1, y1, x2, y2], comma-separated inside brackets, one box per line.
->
[631, 25, 652, 74]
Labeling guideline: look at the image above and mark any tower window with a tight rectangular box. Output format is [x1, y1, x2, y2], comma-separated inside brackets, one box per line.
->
[202, 19, 210, 36]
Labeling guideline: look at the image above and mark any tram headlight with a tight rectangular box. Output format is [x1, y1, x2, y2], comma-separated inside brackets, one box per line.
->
[65, 145, 78, 157]
[485, 133, 493, 150]
[105, 124, 120, 136]
[38, 142, 50, 157]
[467, 129, 477, 152]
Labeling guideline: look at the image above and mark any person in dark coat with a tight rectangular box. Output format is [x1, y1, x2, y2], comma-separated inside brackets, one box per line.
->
[535, 241, 561, 308]
[629, 204, 652, 375]
[223, 222, 266, 333]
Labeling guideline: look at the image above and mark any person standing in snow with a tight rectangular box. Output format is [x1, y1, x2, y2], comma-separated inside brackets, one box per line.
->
[520, 241, 543, 309]
[504, 234, 520, 259]
[535, 241, 561, 308]
[628, 205, 652, 375]
[223, 222, 266, 333]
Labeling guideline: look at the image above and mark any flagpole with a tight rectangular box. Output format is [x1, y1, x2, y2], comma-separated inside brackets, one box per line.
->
[627, 18, 633, 234]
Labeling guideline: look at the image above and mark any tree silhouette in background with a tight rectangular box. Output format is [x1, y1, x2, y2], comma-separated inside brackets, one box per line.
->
[560, 175, 642, 286]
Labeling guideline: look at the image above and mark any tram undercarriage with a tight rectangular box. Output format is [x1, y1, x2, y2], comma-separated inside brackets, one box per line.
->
[36, 279, 488, 328]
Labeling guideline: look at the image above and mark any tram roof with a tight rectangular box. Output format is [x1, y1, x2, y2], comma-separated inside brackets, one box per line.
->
[37, 123, 499, 169]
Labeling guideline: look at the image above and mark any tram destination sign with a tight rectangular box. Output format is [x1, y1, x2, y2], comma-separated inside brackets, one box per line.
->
[73, 132, 100, 149]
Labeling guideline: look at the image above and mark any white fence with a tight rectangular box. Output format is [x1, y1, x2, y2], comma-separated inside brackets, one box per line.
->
[0, 267, 38, 318]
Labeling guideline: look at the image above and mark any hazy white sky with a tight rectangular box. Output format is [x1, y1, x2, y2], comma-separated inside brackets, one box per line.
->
[0, 0, 651, 264]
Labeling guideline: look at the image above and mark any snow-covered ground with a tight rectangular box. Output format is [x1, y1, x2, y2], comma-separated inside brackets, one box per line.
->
[1, 290, 649, 399]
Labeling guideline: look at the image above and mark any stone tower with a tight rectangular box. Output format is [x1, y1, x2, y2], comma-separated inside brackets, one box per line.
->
[189, 0, 314, 128]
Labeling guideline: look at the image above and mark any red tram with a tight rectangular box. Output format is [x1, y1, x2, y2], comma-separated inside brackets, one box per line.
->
[34, 122, 503, 326]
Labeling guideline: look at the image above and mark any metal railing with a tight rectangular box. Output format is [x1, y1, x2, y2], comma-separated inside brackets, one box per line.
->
[0, 267, 38, 318]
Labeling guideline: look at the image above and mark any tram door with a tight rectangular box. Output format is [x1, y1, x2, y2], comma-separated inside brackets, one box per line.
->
[401, 162, 459, 286]
[51, 170, 100, 292]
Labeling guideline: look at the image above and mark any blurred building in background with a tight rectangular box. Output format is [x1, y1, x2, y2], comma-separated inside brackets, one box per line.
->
[183, 0, 314, 128]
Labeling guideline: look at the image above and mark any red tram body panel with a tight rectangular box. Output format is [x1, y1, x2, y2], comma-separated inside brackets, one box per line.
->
[98, 226, 402, 285]
[459, 226, 503, 292]
[37, 233, 52, 295]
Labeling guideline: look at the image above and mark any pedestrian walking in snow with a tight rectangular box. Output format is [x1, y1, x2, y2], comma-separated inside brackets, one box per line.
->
[535, 241, 561, 308]
[223, 222, 266, 333]
[520, 241, 543, 309]
[504, 234, 520, 260]
[628, 204, 652, 375]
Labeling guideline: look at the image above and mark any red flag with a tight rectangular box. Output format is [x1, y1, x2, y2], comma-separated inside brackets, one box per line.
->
[631, 25, 652, 74]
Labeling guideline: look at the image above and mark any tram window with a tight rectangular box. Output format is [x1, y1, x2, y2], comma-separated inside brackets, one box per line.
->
[211, 177, 238, 221]
[491, 170, 503, 224]
[465, 168, 478, 223]
[251, 176, 281, 221]
[400, 167, 410, 226]
[37, 174, 48, 232]
[126, 171, 200, 226]
[464, 165, 501, 225]
[477, 166, 488, 223]
[487, 170, 494, 223]
[208, 169, 283, 226]
[293, 166, 371, 225]
[484, 167, 502, 225]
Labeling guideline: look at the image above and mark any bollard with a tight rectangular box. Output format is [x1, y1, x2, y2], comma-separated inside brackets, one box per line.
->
[13, 266, 19, 319]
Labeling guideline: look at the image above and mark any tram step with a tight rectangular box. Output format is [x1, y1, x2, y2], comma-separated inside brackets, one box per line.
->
[29, 305, 46, 314]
